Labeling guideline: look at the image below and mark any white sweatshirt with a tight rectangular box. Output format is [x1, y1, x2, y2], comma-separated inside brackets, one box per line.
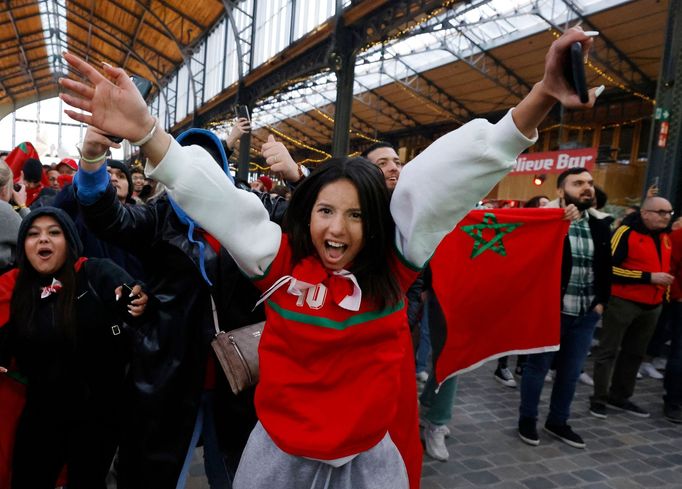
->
[147, 109, 535, 274]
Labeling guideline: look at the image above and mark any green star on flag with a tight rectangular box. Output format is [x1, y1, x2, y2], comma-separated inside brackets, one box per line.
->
[461, 212, 523, 259]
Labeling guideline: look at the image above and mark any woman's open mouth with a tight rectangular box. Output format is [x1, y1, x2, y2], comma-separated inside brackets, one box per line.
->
[325, 240, 347, 260]
[37, 249, 53, 259]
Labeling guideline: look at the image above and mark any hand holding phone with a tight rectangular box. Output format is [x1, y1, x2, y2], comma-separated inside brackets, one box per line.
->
[107, 76, 154, 143]
[235, 105, 250, 122]
[115, 283, 148, 317]
[563, 41, 589, 103]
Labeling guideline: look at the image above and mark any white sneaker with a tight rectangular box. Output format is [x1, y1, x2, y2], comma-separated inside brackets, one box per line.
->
[639, 362, 663, 379]
[494, 367, 517, 387]
[418, 413, 450, 437]
[545, 370, 555, 383]
[636, 371, 643, 379]
[416, 371, 429, 383]
[578, 372, 594, 386]
[423, 421, 450, 461]
[652, 357, 667, 371]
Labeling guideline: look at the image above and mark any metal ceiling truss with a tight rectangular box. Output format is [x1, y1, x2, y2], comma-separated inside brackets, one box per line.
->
[354, 77, 419, 128]
[121, 0, 150, 70]
[266, 75, 380, 139]
[4, 1, 40, 97]
[185, 0, 446, 132]
[275, 118, 327, 149]
[65, 0, 177, 69]
[285, 112, 334, 141]
[384, 56, 473, 121]
[221, 0, 256, 84]
[442, 28, 531, 99]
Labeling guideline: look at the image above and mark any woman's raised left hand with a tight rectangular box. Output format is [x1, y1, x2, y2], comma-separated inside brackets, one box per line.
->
[59, 52, 156, 143]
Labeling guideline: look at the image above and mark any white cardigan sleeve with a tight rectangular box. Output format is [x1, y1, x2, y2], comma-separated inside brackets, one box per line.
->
[146, 138, 281, 277]
[391, 109, 536, 268]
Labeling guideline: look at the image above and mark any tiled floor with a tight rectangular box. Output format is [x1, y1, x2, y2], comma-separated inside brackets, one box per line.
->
[181, 357, 681, 488]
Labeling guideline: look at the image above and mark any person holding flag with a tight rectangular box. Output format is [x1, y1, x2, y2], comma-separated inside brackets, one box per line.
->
[518, 168, 612, 448]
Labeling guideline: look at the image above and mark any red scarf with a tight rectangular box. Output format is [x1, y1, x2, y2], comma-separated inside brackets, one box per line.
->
[291, 256, 355, 307]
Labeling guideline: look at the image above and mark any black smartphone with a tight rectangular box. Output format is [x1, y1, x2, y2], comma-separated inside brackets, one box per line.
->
[563, 41, 589, 104]
[13, 183, 22, 192]
[234, 105, 250, 122]
[117, 283, 136, 313]
[107, 76, 154, 143]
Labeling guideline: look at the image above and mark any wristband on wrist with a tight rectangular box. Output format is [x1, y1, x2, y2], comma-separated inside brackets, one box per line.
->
[130, 118, 158, 146]
[80, 152, 108, 164]
[76, 145, 108, 164]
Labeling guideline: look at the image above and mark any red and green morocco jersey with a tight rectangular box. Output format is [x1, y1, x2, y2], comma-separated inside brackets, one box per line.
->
[253, 234, 418, 460]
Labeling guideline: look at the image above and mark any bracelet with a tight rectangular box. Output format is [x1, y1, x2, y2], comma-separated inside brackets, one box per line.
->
[79, 151, 108, 164]
[130, 118, 158, 146]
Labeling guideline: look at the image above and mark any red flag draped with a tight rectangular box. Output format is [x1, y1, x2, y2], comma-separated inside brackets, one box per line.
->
[431, 208, 569, 383]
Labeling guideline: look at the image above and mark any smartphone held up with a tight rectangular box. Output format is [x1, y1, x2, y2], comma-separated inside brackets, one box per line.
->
[563, 41, 589, 104]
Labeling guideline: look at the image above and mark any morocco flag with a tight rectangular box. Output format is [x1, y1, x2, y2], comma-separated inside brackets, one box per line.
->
[430, 208, 569, 383]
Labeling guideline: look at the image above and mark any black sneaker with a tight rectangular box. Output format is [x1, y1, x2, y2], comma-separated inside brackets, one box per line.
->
[589, 402, 607, 419]
[518, 417, 539, 446]
[543, 422, 586, 449]
[607, 399, 650, 418]
[663, 403, 682, 424]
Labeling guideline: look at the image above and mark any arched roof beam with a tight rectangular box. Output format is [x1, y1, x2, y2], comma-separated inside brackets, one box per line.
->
[64, 0, 178, 67]
[4, 1, 40, 97]
[121, 0, 150, 70]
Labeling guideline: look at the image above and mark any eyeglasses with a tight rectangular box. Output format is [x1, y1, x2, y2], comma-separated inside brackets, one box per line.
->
[643, 209, 675, 217]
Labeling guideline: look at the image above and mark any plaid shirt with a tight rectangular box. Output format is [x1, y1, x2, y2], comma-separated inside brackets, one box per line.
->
[563, 212, 595, 316]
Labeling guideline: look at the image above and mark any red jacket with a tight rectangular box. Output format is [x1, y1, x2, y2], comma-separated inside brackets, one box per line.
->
[670, 228, 682, 301]
[610, 222, 672, 305]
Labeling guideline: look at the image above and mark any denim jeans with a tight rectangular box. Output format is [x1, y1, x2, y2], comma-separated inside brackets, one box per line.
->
[415, 299, 432, 374]
[520, 311, 600, 425]
[664, 301, 682, 407]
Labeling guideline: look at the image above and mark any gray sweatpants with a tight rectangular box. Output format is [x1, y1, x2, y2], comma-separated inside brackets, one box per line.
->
[234, 422, 409, 489]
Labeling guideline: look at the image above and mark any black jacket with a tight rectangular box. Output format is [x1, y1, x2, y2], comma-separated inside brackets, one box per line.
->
[79, 183, 274, 488]
[0, 258, 142, 487]
[560, 212, 612, 311]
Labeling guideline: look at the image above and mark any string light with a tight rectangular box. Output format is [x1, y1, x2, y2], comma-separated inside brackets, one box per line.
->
[312, 108, 382, 143]
[394, 82, 457, 120]
[265, 125, 332, 158]
[539, 116, 651, 133]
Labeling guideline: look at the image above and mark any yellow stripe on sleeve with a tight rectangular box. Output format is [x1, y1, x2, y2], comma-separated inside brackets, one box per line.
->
[612, 266, 643, 279]
[611, 226, 630, 255]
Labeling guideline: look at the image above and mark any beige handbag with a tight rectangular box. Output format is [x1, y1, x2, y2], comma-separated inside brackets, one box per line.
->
[209, 296, 264, 395]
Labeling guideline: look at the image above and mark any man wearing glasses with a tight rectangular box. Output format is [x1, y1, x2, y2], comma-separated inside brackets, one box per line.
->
[590, 197, 675, 419]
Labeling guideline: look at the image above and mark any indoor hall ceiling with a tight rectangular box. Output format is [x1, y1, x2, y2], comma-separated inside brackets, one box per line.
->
[249, 0, 669, 159]
[0, 0, 224, 119]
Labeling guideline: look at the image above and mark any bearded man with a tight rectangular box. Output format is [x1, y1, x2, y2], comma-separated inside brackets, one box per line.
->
[518, 168, 612, 449]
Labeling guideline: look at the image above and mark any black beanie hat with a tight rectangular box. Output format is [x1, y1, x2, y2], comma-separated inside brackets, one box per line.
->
[17, 207, 83, 268]
[107, 160, 134, 201]
[23, 158, 43, 183]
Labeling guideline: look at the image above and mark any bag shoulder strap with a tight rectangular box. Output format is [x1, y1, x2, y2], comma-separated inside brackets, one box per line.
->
[210, 295, 221, 336]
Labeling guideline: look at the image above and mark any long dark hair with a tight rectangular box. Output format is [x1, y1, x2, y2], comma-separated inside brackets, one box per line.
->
[10, 208, 82, 341]
[284, 157, 402, 309]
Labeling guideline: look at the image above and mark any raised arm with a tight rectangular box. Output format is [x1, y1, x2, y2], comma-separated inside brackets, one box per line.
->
[392, 27, 603, 267]
[59, 53, 281, 276]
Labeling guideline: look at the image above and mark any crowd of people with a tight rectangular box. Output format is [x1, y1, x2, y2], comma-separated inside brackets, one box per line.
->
[0, 25, 679, 489]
